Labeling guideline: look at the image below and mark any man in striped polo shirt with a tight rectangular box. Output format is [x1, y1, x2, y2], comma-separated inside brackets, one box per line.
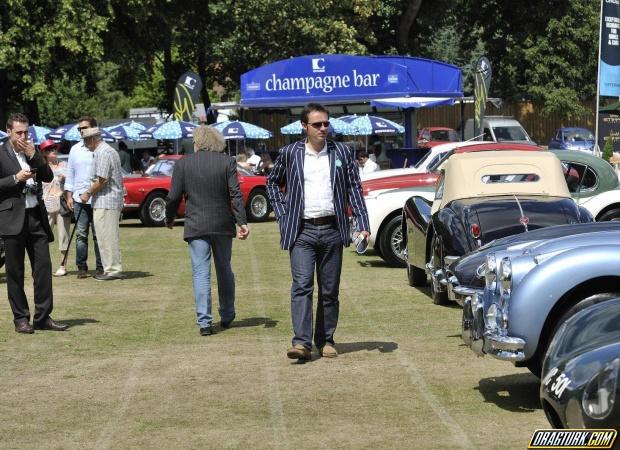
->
[80, 128, 124, 281]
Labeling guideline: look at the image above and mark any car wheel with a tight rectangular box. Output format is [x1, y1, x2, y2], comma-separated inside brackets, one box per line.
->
[407, 263, 426, 287]
[526, 291, 619, 377]
[139, 191, 167, 227]
[430, 235, 449, 305]
[379, 216, 406, 268]
[598, 208, 620, 221]
[247, 188, 270, 222]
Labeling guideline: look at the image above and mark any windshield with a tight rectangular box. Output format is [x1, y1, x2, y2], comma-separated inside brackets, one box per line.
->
[427, 150, 456, 172]
[413, 150, 433, 169]
[492, 126, 529, 142]
[430, 129, 458, 142]
[146, 159, 176, 176]
[565, 129, 594, 141]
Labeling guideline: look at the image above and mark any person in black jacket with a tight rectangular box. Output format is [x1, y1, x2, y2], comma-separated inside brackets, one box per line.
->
[165, 126, 249, 336]
[0, 113, 68, 333]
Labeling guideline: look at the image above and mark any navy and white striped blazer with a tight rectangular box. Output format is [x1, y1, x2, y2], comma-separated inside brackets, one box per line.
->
[267, 139, 370, 250]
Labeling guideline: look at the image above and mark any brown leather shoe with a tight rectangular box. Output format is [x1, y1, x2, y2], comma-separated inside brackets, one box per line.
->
[34, 318, 69, 331]
[287, 344, 311, 360]
[319, 344, 338, 358]
[15, 321, 34, 334]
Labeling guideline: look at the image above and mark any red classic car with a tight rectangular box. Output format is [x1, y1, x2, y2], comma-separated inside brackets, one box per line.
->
[122, 155, 271, 226]
[417, 127, 459, 149]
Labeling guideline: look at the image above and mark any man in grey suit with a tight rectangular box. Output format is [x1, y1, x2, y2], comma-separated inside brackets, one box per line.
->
[165, 126, 250, 336]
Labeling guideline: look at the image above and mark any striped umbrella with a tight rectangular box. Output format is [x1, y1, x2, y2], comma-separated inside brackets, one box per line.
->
[280, 118, 357, 135]
[105, 124, 143, 141]
[139, 120, 197, 139]
[47, 123, 116, 142]
[345, 115, 405, 135]
[28, 125, 51, 144]
[212, 120, 272, 140]
[126, 121, 147, 131]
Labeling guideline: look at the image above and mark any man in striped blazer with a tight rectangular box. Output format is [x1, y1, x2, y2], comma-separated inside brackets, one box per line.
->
[267, 103, 370, 361]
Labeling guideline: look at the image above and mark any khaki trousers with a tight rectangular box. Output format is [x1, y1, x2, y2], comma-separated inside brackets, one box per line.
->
[93, 208, 122, 276]
[47, 211, 71, 252]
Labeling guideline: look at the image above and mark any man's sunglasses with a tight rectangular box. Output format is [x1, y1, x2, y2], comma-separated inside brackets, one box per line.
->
[78, 126, 90, 131]
[306, 121, 330, 129]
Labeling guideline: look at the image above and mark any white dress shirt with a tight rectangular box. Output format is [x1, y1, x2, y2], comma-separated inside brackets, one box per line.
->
[13, 149, 38, 208]
[303, 142, 334, 219]
[64, 141, 94, 204]
[360, 158, 380, 174]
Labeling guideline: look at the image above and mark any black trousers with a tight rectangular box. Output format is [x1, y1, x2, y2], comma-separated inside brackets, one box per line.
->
[4, 207, 53, 324]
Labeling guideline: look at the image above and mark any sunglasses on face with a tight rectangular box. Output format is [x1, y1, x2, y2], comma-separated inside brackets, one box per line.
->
[78, 126, 90, 131]
[307, 121, 330, 130]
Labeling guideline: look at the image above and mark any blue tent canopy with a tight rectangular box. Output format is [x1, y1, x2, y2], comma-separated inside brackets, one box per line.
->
[240, 54, 463, 146]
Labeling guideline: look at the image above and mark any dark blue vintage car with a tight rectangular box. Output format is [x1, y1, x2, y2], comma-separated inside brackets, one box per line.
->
[403, 150, 592, 305]
[541, 297, 620, 428]
[548, 127, 595, 153]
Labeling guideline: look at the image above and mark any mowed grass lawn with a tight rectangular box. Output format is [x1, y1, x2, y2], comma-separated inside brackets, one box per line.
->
[0, 219, 548, 449]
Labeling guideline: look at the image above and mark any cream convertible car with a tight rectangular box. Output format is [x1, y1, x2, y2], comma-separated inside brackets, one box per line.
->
[403, 151, 593, 304]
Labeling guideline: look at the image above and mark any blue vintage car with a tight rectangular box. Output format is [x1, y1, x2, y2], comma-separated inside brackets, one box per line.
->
[541, 297, 620, 428]
[461, 222, 620, 376]
[548, 127, 595, 153]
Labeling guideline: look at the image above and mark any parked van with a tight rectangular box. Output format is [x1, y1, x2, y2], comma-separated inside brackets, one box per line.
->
[464, 116, 534, 143]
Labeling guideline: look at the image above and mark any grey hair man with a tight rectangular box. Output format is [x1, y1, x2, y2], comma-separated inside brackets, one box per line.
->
[165, 126, 250, 336]
[80, 127, 124, 281]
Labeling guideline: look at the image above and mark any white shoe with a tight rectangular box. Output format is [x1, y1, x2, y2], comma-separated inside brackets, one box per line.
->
[54, 266, 67, 277]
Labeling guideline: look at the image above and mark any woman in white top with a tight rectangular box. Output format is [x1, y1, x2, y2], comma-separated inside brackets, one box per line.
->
[40, 139, 71, 276]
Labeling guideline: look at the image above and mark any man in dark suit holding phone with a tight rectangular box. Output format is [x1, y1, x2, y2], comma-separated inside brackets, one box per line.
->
[267, 103, 370, 360]
[0, 113, 68, 333]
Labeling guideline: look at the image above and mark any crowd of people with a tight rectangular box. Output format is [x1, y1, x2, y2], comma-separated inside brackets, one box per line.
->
[2, 104, 373, 363]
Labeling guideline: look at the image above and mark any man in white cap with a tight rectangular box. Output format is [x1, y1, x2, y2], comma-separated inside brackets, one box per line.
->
[79, 127, 123, 281]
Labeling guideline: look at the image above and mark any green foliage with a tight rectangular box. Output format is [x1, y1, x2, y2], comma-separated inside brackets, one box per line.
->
[462, 0, 598, 118]
[0, 0, 604, 124]
[603, 137, 614, 162]
[521, 0, 598, 118]
[38, 62, 133, 126]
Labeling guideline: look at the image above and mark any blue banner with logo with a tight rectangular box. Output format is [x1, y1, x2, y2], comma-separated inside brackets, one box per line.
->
[600, 0, 620, 96]
[240, 55, 462, 107]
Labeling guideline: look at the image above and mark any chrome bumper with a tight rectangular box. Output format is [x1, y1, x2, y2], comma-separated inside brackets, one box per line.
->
[447, 276, 481, 306]
[462, 294, 525, 362]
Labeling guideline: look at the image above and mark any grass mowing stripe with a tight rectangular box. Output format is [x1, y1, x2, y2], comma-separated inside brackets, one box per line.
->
[245, 235, 290, 450]
[340, 274, 474, 449]
[93, 271, 174, 449]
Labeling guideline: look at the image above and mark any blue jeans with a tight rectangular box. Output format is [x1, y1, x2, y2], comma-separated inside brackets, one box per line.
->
[188, 236, 235, 329]
[74, 202, 102, 271]
[289, 222, 343, 350]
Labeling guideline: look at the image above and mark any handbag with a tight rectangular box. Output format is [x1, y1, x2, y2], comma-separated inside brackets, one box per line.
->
[43, 183, 60, 213]
[59, 195, 72, 217]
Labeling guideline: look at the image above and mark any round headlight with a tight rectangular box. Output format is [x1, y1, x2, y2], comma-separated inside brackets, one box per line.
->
[485, 253, 497, 289]
[582, 358, 620, 420]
